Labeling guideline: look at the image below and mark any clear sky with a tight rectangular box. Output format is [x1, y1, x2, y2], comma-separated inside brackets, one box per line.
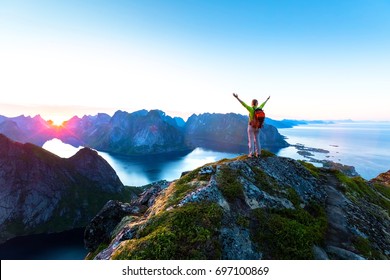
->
[1, 0, 389, 123]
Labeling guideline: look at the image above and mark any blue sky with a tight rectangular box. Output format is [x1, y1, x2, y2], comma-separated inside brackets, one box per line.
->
[1, 0, 389, 123]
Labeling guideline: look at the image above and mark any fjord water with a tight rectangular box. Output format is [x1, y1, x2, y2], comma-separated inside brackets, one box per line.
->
[278, 122, 390, 179]
[42, 139, 239, 186]
[0, 228, 87, 260]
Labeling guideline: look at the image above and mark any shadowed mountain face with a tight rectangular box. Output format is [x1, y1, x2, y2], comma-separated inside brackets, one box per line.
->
[0, 110, 288, 155]
[84, 152, 390, 260]
[0, 134, 130, 244]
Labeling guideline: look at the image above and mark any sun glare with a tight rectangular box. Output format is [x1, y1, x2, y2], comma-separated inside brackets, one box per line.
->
[47, 117, 66, 127]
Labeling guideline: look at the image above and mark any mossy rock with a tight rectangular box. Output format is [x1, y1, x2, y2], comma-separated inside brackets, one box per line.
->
[112, 202, 223, 259]
[250, 203, 327, 260]
[298, 160, 320, 178]
[216, 165, 244, 203]
[335, 171, 390, 215]
[353, 236, 385, 260]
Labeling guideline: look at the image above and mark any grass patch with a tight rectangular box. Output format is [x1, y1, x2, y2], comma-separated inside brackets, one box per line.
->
[112, 202, 223, 260]
[236, 215, 250, 228]
[216, 166, 244, 203]
[260, 149, 275, 158]
[336, 171, 390, 215]
[353, 236, 384, 260]
[251, 202, 327, 260]
[373, 183, 390, 200]
[287, 188, 301, 208]
[251, 167, 280, 195]
[166, 167, 213, 207]
[298, 161, 320, 178]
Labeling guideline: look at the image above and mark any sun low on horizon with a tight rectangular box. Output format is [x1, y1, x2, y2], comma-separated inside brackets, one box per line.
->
[46, 118, 66, 127]
[38, 111, 71, 127]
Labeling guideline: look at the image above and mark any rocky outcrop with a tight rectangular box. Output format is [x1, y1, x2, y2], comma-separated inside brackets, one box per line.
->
[185, 113, 288, 153]
[85, 152, 390, 260]
[85, 180, 169, 258]
[0, 134, 130, 244]
[370, 170, 390, 187]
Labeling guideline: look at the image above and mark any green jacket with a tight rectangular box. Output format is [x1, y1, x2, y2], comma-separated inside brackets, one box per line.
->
[239, 98, 269, 121]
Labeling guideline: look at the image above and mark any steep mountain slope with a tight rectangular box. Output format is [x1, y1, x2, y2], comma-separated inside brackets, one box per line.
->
[85, 152, 390, 260]
[0, 134, 133, 243]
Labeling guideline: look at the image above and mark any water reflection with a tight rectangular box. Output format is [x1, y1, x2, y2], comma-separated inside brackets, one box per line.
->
[43, 139, 239, 186]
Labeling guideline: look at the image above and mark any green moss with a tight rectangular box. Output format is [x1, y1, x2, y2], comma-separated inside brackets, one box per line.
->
[353, 236, 384, 260]
[236, 215, 250, 228]
[251, 166, 280, 195]
[85, 242, 110, 260]
[287, 188, 301, 208]
[251, 203, 327, 260]
[336, 171, 390, 215]
[260, 149, 275, 158]
[216, 155, 248, 165]
[373, 183, 390, 200]
[299, 161, 320, 178]
[111, 216, 136, 239]
[167, 167, 206, 207]
[216, 166, 244, 202]
[112, 202, 223, 260]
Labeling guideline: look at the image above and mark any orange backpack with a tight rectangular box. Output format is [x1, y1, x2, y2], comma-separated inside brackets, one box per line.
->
[251, 108, 265, 129]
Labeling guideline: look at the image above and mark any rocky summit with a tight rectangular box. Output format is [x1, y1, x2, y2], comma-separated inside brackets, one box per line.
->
[0, 134, 133, 244]
[84, 151, 390, 260]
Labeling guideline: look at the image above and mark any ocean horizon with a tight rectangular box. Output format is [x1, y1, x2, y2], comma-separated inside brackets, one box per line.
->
[278, 121, 390, 180]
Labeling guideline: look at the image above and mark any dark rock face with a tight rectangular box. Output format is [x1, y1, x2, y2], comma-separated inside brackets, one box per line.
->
[85, 153, 390, 260]
[84, 200, 140, 252]
[0, 134, 126, 244]
[84, 180, 168, 253]
[68, 148, 123, 193]
[185, 113, 288, 153]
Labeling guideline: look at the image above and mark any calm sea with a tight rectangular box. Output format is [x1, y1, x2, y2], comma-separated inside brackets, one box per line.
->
[278, 122, 390, 180]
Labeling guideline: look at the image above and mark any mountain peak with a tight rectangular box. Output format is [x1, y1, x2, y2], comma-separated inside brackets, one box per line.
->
[0, 134, 130, 244]
[68, 147, 124, 193]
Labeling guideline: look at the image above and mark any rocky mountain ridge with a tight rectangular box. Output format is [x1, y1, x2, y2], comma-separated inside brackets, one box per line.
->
[84, 152, 390, 260]
[0, 110, 288, 155]
[0, 134, 134, 244]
